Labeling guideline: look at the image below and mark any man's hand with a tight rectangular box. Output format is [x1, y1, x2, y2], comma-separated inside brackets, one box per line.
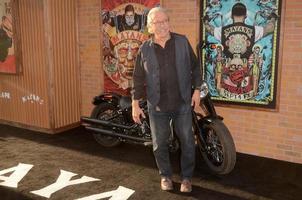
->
[132, 100, 146, 124]
[191, 89, 201, 110]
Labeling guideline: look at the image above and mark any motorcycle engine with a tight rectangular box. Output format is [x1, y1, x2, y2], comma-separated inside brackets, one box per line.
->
[139, 119, 151, 138]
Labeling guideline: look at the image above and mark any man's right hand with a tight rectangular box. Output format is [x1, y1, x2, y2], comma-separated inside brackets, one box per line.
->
[132, 100, 145, 124]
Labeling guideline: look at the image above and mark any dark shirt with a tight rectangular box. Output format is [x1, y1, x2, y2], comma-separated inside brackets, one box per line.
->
[132, 33, 200, 108]
[153, 35, 183, 111]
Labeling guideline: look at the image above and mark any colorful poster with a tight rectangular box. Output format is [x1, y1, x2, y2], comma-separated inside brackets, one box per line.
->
[0, 0, 16, 74]
[200, 0, 282, 109]
[101, 0, 160, 95]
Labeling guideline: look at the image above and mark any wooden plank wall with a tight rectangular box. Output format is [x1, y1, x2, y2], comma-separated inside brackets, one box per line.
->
[0, 0, 80, 132]
[0, 0, 50, 129]
[46, 0, 80, 129]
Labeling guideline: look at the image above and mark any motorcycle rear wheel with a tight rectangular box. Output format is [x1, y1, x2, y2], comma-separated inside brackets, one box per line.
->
[197, 119, 236, 175]
[91, 103, 121, 147]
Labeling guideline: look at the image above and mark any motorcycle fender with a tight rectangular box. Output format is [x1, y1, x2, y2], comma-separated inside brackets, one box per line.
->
[92, 93, 120, 105]
[198, 115, 223, 126]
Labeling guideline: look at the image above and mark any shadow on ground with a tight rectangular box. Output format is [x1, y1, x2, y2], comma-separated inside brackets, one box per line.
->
[0, 187, 34, 200]
[1, 124, 302, 200]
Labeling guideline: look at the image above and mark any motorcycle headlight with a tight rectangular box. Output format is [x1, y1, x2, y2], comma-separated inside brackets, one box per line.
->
[199, 81, 209, 99]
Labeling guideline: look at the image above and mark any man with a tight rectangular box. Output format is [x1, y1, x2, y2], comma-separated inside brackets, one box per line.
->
[248, 44, 263, 95]
[214, 44, 224, 90]
[0, 16, 12, 62]
[102, 4, 145, 33]
[131, 7, 202, 193]
[204, 2, 277, 58]
[117, 4, 143, 32]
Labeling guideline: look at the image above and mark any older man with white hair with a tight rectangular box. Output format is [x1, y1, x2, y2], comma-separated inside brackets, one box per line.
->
[131, 7, 202, 193]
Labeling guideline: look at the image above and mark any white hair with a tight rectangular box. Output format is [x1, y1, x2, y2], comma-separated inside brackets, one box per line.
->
[147, 7, 169, 34]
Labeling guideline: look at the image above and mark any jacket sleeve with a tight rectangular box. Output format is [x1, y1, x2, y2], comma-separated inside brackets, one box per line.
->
[187, 39, 202, 89]
[131, 49, 145, 100]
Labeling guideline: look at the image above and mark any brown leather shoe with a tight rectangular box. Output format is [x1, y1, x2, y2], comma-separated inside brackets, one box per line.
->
[180, 179, 192, 193]
[161, 177, 173, 191]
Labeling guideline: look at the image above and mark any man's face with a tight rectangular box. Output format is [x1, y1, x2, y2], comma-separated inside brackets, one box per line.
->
[115, 40, 140, 79]
[217, 46, 222, 53]
[210, 0, 221, 7]
[150, 11, 170, 39]
[125, 11, 135, 26]
[229, 58, 244, 71]
[254, 47, 260, 54]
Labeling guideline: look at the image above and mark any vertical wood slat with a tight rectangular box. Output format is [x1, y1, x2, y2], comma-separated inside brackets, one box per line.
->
[44, 0, 55, 129]
[47, 0, 80, 128]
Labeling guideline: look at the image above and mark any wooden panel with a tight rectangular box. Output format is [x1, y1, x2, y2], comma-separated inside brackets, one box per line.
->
[47, 0, 80, 128]
[0, 0, 80, 131]
[0, 0, 50, 128]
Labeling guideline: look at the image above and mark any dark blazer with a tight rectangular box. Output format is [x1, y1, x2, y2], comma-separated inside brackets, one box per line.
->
[132, 32, 201, 107]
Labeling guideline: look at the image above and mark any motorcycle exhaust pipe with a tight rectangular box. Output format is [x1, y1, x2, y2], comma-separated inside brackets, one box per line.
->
[81, 117, 133, 130]
[85, 126, 152, 143]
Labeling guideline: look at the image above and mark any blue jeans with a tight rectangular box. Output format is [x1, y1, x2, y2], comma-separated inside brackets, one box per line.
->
[148, 103, 195, 179]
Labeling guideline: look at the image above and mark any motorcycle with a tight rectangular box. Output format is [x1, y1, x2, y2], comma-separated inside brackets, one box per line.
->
[81, 43, 236, 175]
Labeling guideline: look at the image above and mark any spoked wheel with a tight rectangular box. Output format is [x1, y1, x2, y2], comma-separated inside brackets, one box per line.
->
[197, 119, 236, 175]
[90, 103, 121, 147]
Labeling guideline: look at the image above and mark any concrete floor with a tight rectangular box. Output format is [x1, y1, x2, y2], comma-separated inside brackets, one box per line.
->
[0, 124, 301, 200]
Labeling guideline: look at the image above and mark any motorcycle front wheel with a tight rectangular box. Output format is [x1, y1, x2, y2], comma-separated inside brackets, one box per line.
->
[197, 119, 236, 175]
[90, 103, 121, 147]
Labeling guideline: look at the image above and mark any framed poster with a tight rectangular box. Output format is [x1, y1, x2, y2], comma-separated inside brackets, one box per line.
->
[101, 0, 160, 95]
[200, 0, 282, 109]
[0, 0, 20, 74]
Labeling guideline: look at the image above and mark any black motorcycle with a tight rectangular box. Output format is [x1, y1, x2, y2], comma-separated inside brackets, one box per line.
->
[81, 81, 236, 175]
